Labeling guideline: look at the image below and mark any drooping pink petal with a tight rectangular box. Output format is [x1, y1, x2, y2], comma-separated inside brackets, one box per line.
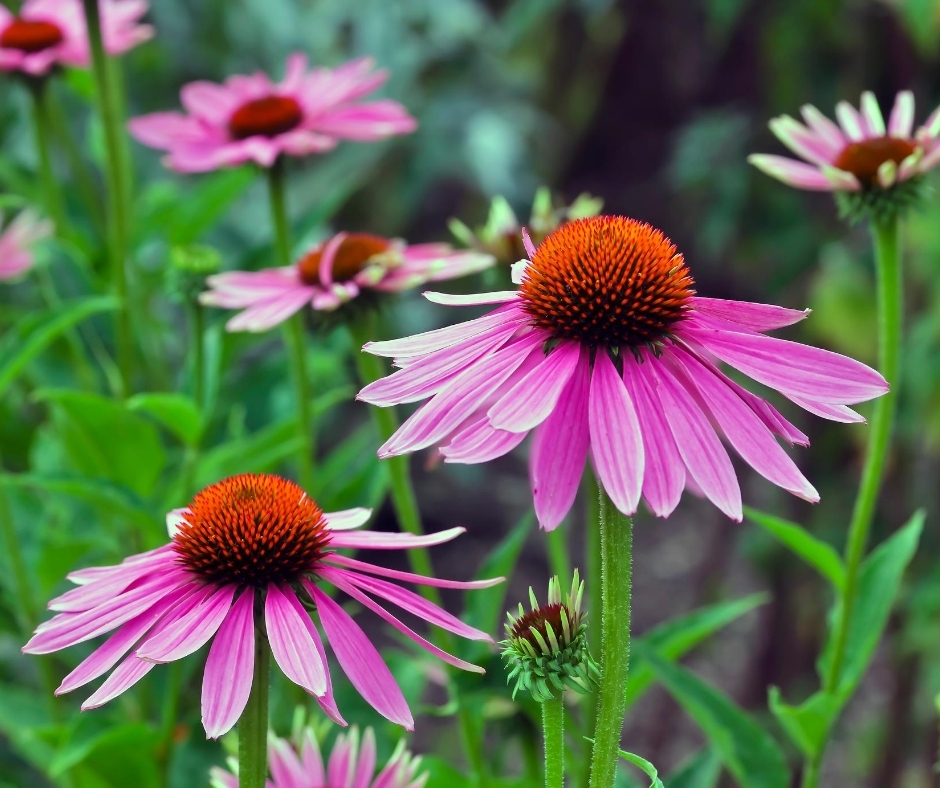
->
[264, 583, 327, 697]
[135, 584, 235, 663]
[201, 589, 256, 738]
[439, 412, 529, 464]
[488, 341, 580, 432]
[623, 355, 686, 518]
[307, 583, 414, 730]
[678, 323, 888, 404]
[670, 348, 818, 502]
[321, 568, 485, 673]
[648, 354, 742, 520]
[81, 650, 157, 710]
[786, 394, 865, 423]
[324, 554, 502, 589]
[530, 347, 591, 531]
[589, 351, 644, 515]
[377, 334, 542, 457]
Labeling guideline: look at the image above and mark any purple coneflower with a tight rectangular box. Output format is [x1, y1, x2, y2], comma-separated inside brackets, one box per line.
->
[128, 54, 416, 172]
[199, 231, 494, 330]
[211, 725, 427, 788]
[23, 473, 497, 737]
[358, 215, 888, 528]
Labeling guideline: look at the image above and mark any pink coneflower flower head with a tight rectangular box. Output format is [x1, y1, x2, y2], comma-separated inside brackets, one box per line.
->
[128, 54, 417, 173]
[199, 231, 495, 331]
[0, 0, 153, 76]
[0, 209, 52, 281]
[23, 473, 499, 737]
[210, 725, 428, 788]
[358, 216, 889, 529]
[749, 91, 940, 220]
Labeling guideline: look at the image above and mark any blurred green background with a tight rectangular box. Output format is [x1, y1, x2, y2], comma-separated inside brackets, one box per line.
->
[2, 0, 940, 786]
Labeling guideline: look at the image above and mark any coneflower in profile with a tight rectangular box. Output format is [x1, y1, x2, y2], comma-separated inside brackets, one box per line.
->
[358, 215, 888, 529]
[23, 473, 499, 737]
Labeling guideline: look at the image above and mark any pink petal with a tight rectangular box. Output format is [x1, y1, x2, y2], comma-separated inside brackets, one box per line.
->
[836, 100, 866, 141]
[769, 115, 840, 165]
[300, 728, 327, 780]
[648, 354, 742, 520]
[786, 395, 865, 423]
[324, 508, 372, 531]
[529, 347, 591, 531]
[521, 228, 536, 258]
[81, 651, 157, 710]
[321, 569, 484, 674]
[309, 100, 417, 140]
[690, 297, 809, 332]
[800, 104, 847, 150]
[265, 584, 327, 696]
[269, 734, 307, 788]
[307, 583, 413, 730]
[180, 80, 240, 125]
[328, 526, 465, 551]
[747, 154, 836, 191]
[487, 342, 580, 432]
[201, 589, 256, 738]
[325, 554, 502, 589]
[136, 584, 236, 663]
[888, 91, 915, 138]
[127, 112, 207, 149]
[589, 351, 644, 516]
[670, 348, 818, 502]
[678, 324, 888, 404]
[623, 355, 686, 518]
[353, 728, 377, 788]
[423, 290, 518, 306]
[440, 414, 528, 464]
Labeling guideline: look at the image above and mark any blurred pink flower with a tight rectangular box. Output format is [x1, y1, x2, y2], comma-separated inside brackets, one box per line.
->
[23, 474, 497, 737]
[200, 232, 494, 331]
[749, 91, 940, 191]
[0, 209, 52, 281]
[358, 216, 889, 529]
[0, 0, 153, 76]
[128, 54, 417, 172]
[210, 726, 427, 788]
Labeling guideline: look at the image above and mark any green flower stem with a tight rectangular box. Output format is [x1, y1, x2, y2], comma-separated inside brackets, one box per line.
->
[238, 633, 270, 788]
[82, 0, 132, 397]
[189, 301, 206, 412]
[580, 469, 602, 788]
[588, 489, 633, 788]
[266, 162, 315, 491]
[542, 696, 565, 788]
[801, 216, 902, 788]
[348, 313, 490, 788]
[29, 82, 97, 391]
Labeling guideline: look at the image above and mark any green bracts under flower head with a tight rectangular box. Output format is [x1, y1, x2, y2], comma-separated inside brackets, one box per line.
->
[500, 569, 599, 702]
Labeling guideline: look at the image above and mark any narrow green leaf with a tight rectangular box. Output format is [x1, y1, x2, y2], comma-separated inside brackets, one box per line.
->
[127, 393, 204, 446]
[818, 510, 924, 702]
[767, 687, 839, 757]
[618, 750, 665, 788]
[625, 594, 768, 709]
[466, 512, 533, 636]
[638, 647, 789, 788]
[744, 506, 845, 589]
[666, 748, 722, 788]
[0, 296, 119, 397]
[167, 166, 256, 244]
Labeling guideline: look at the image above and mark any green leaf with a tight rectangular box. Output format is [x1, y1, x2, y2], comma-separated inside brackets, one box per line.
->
[32, 390, 166, 497]
[638, 647, 789, 788]
[127, 392, 204, 446]
[58, 723, 161, 787]
[0, 296, 119, 397]
[421, 756, 472, 788]
[167, 166, 256, 245]
[625, 594, 768, 709]
[312, 422, 389, 513]
[618, 750, 665, 788]
[744, 506, 845, 590]
[768, 687, 839, 757]
[196, 418, 304, 487]
[818, 510, 924, 702]
[666, 748, 722, 788]
[466, 512, 533, 637]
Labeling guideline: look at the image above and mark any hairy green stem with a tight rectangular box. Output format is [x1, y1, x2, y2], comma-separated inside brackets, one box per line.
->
[542, 696, 565, 788]
[801, 217, 902, 788]
[580, 469, 601, 788]
[266, 162, 315, 490]
[82, 0, 132, 396]
[588, 489, 633, 788]
[238, 633, 270, 788]
[188, 301, 205, 412]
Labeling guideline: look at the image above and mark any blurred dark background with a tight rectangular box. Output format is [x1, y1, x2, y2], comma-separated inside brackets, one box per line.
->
[2, 0, 940, 786]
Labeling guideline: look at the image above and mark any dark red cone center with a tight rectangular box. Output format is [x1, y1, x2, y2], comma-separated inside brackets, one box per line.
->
[0, 18, 64, 53]
[228, 96, 304, 140]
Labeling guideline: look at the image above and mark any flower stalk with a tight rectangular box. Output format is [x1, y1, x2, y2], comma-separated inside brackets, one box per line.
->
[542, 695, 565, 788]
[802, 216, 903, 788]
[82, 0, 133, 396]
[588, 489, 633, 788]
[238, 631, 270, 788]
[266, 161, 314, 491]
